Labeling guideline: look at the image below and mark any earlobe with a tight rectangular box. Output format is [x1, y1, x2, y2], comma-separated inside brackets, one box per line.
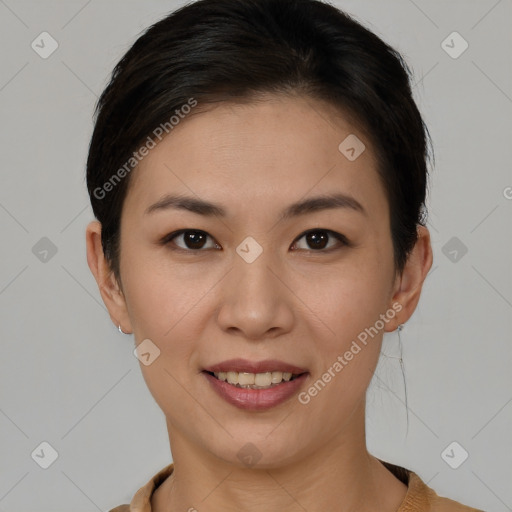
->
[385, 225, 433, 332]
[85, 220, 133, 333]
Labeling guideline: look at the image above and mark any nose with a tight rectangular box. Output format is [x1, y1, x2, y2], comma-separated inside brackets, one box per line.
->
[216, 248, 295, 341]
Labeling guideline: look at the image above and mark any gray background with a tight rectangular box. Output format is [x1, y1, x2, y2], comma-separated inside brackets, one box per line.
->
[0, 0, 511, 510]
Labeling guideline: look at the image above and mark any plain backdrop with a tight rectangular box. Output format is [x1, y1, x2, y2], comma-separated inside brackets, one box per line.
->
[0, 1, 511, 511]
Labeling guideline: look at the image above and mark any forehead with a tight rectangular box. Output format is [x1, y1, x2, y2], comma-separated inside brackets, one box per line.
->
[123, 94, 387, 222]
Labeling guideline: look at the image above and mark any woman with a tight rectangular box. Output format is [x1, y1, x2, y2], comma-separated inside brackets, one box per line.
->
[85, 0, 484, 510]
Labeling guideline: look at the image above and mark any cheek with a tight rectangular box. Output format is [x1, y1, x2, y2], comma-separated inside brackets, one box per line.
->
[120, 239, 203, 337]
[298, 247, 394, 397]
[138, 357, 203, 434]
[299, 248, 393, 342]
[123, 264, 206, 416]
[296, 272, 388, 417]
[120, 242, 222, 363]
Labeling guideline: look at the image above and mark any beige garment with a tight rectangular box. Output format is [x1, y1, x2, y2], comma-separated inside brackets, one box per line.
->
[109, 459, 485, 512]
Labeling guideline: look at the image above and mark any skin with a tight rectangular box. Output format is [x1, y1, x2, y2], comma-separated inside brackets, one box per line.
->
[86, 93, 432, 512]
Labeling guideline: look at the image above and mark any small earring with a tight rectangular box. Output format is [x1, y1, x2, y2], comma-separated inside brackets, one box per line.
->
[396, 323, 404, 367]
[118, 324, 129, 335]
[384, 324, 405, 364]
[395, 322, 409, 433]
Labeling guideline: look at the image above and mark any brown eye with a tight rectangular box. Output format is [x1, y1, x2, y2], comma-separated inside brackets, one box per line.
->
[164, 230, 219, 251]
[292, 229, 349, 252]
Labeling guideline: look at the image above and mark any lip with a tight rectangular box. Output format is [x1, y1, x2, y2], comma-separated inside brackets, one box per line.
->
[203, 358, 308, 374]
[203, 371, 309, 411]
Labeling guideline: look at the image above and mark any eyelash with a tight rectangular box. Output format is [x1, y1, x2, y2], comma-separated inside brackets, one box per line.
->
[160, 228, 351, 254]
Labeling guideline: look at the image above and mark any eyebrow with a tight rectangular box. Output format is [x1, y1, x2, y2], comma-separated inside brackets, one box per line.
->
[144, 192, 367, 220]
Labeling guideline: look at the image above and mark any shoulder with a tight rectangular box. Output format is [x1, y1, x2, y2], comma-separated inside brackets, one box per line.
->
[107, 463, 175, 512]
[378, 459, 484, 512]
[405, 471, 485, 512]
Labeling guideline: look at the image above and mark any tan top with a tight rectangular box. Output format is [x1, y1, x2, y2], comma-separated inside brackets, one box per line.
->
[109, 459, 484, 512]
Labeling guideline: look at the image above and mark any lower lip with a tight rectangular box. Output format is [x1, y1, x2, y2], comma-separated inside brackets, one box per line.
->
[203, 372, 308, 411]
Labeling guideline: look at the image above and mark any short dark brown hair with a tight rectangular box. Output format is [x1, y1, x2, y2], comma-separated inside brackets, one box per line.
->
[86, 0, 432, 285]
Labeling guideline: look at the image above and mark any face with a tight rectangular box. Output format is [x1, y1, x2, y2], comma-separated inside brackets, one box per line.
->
[101, 94, 411, 467]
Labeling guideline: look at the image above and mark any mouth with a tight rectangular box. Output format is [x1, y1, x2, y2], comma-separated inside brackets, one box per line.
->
[201, 359, 309, 411]
[202, 358, 308, 389]
[204, 370, 305, 390]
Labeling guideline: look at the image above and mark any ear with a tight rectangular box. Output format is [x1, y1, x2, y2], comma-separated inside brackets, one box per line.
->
[384, 225, 433, 332]
[85, 220, 132, 334]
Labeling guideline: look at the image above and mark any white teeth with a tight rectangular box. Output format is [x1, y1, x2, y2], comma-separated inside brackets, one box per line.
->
[226, 371, 238, 384]
[212, 370, 298, 388]
[255, 372, 272, 386]
[238, 372, 255, 386]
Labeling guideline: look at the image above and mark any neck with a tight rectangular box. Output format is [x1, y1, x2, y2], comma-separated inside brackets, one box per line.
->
[153, 401, 407, 512]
